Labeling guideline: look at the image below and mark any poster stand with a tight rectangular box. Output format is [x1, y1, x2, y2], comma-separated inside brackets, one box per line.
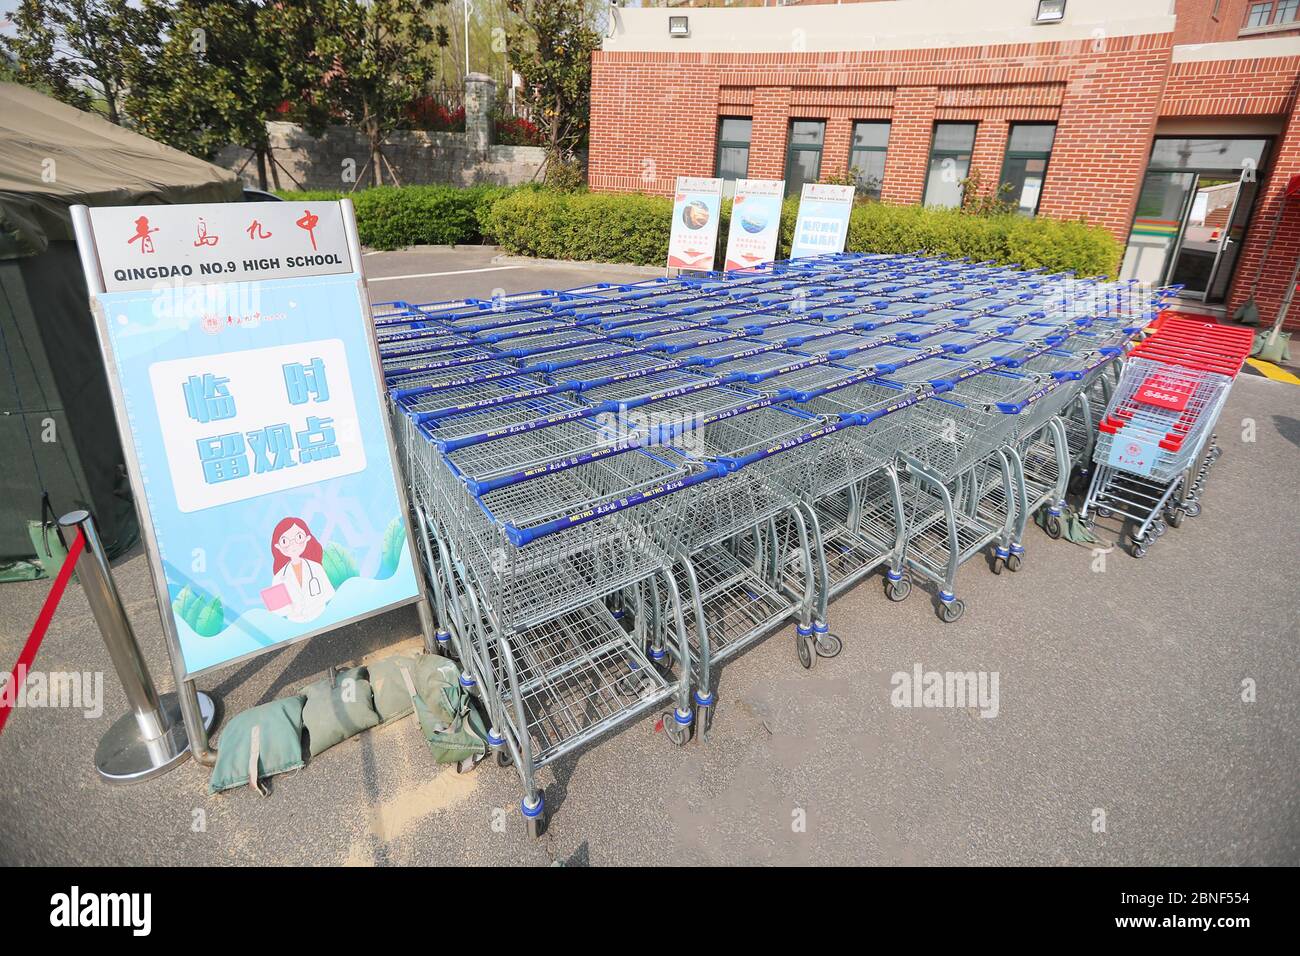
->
[70, 199, 435, 765]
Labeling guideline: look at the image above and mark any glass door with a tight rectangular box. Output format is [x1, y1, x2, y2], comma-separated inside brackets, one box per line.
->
[1170, 172, 1255, 300]
[1206, 172, 1258, 302]
[1122, 170, 1197, 287]
[1122, 137, 1270, 302]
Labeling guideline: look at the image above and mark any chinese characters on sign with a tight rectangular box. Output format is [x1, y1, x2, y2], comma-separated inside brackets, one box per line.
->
[790, 183, 855, 259]
[81, 201, 420, 677]
[667, 176, 724, 272]
[91, 202, 352, 291]
[185, 359, 337, 484]
[150, 340, 365, 513]
[1135, 375, 1193, 412]
[1108, 436, 1159, 477]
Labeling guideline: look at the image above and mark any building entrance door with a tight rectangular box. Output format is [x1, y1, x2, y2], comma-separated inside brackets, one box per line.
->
[1121, 137, 1270, 304]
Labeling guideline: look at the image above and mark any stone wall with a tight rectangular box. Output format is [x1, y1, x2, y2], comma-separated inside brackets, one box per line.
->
[215, 122, 547, 191]
[215, 74, 546, 191]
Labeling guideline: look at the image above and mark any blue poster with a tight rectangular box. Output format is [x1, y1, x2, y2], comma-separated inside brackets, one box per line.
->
[95, 272, 420, 676]
[790, 183, 855, 259]
[1106, 434, 1160, 478]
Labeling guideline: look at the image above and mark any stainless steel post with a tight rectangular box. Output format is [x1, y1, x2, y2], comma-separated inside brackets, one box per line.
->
[59, 510, 215, 783]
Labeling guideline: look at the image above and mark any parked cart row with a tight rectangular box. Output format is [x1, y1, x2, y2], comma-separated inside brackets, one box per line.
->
[1080, 315, 1254, 556]
[374, 253, 1172, 834]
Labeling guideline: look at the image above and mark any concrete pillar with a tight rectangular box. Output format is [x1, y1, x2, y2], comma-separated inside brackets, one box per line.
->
[464, 73, 496, 151]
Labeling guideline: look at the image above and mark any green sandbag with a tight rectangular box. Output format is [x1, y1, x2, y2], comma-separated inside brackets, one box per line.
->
[300, 666, 380, 758]
[414, 652, 460, 693]
[396, 660, 487, 766]
[367, 652, 424, 723]
[209, 697, 306, 795]
[369, 651, 465, 723]
[1252, 331, 1292, 364]
[1035, 506, 1098, 545]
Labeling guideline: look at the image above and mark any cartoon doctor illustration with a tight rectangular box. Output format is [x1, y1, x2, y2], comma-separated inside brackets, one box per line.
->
[265, 516, 335, 623]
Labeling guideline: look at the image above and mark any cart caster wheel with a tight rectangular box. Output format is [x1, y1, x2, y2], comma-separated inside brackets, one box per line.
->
[797, 633, 816, 669]
[1167, 509, 1184, 528]
[1152, 520, 1167, 537]
[1044, 515, 1063, 540]
[991, 554, 1004, 575]
[522, 792, 546, 839]
[1098, 506, 1112, 518]
[495, 749, 513, 768]
[885, 576, 911, 602]
[1185, 501, 1201, 518]
[663, 711, 692, 746]
[814, 632, 843, 659]
[1006, 552, 1023, 573]
[1130, 541, 1148, 559]
[938, 599, 965, 624]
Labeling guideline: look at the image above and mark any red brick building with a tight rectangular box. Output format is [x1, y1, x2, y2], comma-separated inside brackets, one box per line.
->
[589, 0, 1300, 331]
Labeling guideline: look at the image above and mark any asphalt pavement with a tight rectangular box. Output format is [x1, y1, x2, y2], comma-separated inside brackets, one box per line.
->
[1, 246, 1297, 866]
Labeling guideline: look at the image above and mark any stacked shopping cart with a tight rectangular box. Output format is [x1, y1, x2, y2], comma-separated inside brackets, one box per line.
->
[1080, 316, 1254, 556]
[375, 253, 1170, 833]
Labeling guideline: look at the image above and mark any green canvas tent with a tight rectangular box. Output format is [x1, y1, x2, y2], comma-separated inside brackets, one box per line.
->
[0, 82, 242, 577]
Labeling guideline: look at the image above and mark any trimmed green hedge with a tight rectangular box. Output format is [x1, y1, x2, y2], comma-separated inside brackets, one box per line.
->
[841, 202, 1120, 277]
[485, 188, 1120, 276]
[276, 184, 515, 249]
[279, 184, 1122, 276]
[480, 188, 676, 264]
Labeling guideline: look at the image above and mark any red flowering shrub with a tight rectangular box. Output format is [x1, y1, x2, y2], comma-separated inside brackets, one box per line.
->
[402, 98, 466, 132]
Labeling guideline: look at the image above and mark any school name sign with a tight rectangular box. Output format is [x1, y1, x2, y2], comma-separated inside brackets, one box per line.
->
[76, 200, 421, 678]
[90, 202, 353, 291]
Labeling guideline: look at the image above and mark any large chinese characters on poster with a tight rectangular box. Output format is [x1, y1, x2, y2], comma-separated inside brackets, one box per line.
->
[790, 183, 855, 259]
[82, 202, 421, 677]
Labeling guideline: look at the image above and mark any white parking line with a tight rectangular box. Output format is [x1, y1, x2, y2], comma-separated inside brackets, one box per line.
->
[368, 266, 522, 282]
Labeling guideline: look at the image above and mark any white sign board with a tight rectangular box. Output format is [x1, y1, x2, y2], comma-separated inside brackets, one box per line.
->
[790, 183, 855, 259]
[147, 338, 367, 513]
[74, 200, 423, 678]
[89, 202, 353, 292]
[724, 178, 785, 272]
[667, 176, 724, 272]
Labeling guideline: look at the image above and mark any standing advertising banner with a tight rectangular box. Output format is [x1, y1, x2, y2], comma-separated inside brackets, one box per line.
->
[790, 183, 856, 259]
[666, 176, 724, 271]
[72, 201, 426, 687]
[724, 178, 785, 272]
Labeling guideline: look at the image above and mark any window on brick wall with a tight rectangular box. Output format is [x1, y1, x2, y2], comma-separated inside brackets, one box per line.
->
[715, 117, 752, 199]
[924, 122, 977, 209]
[1245, 1, 1297, 27]
[849, 121, 890, 200]
[999, 123, 1056, 216]
[785, 120, 826, 198]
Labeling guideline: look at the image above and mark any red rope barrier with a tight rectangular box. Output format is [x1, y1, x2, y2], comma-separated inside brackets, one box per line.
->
[0, 528, 85, 736]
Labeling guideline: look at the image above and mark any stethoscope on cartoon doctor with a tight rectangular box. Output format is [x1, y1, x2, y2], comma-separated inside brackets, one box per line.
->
[267, 516, 336, 623]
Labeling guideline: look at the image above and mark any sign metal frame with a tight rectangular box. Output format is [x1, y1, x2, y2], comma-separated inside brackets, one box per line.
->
[71, 199, 435, 760]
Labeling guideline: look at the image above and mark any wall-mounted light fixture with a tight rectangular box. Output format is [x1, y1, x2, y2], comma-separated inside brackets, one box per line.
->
[1034, 0, 1066, 23]
[668, 15, 690, 38]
